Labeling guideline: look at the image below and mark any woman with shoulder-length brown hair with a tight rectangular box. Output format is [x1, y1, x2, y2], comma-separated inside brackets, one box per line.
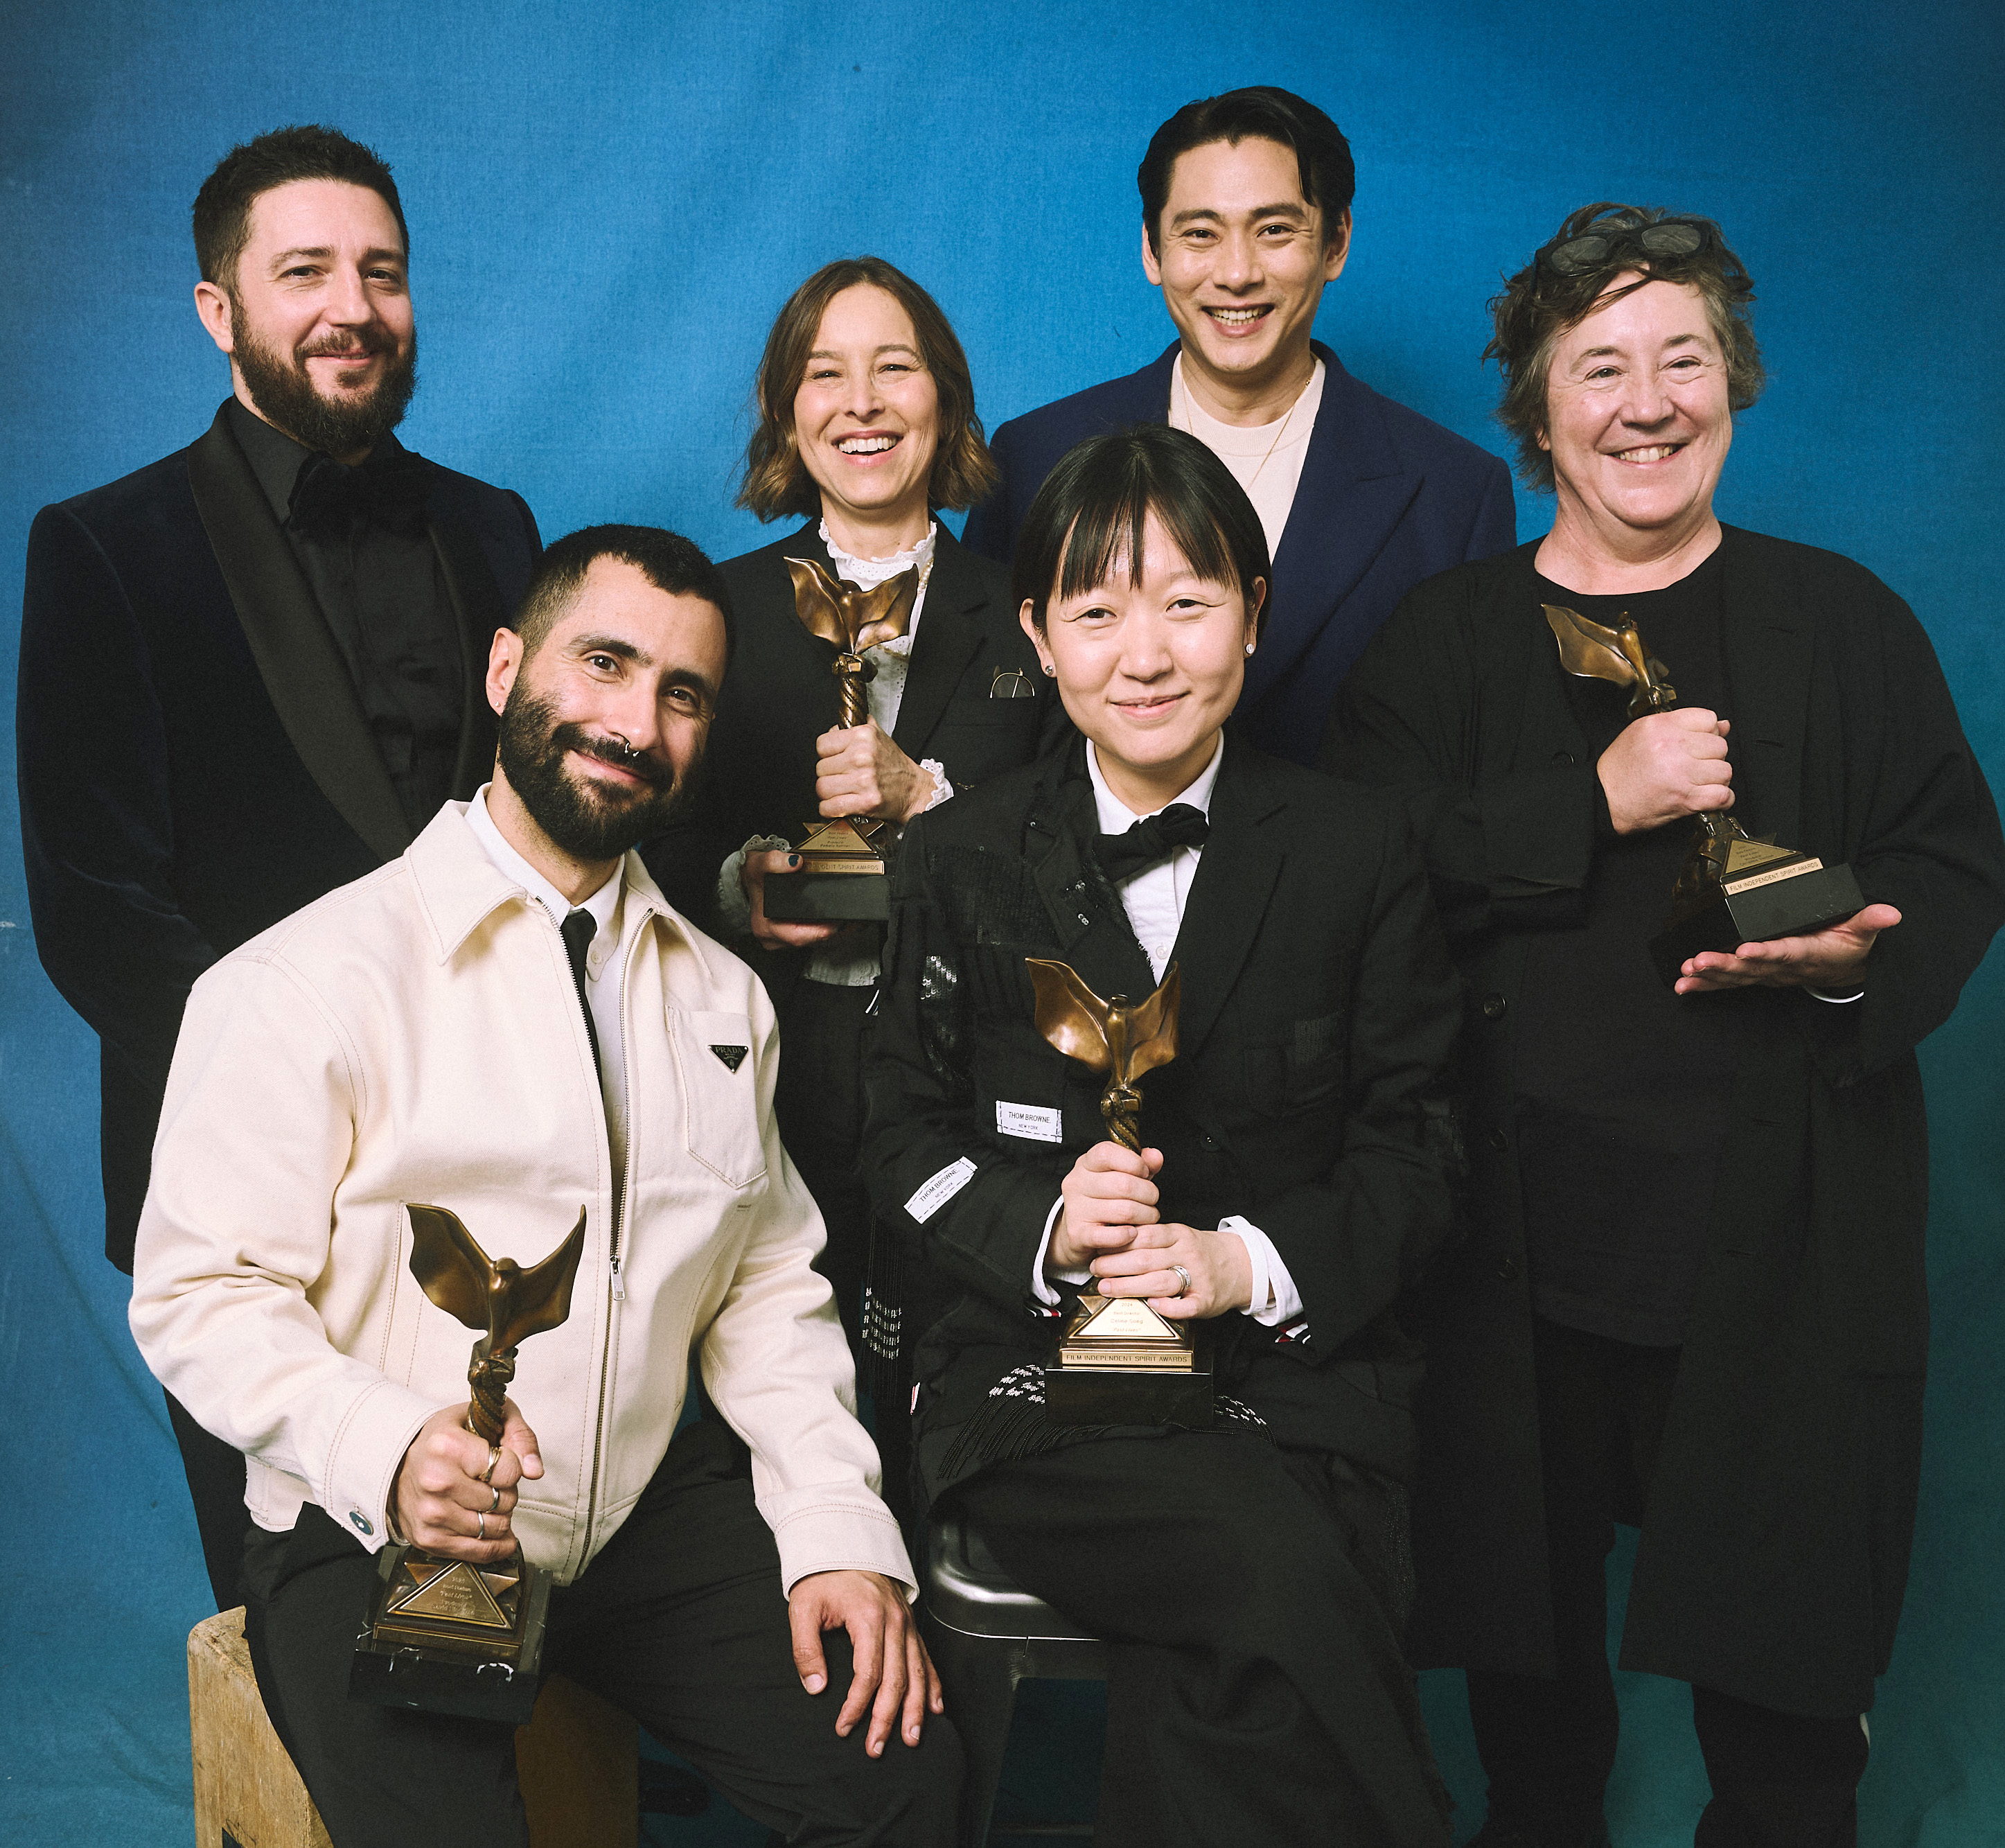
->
[655, 256, 1068, 1502]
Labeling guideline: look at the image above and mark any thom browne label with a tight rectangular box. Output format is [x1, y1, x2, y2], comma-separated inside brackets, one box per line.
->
[906, 1158, 978, 1224]
[996, 1100, 1063, 1143]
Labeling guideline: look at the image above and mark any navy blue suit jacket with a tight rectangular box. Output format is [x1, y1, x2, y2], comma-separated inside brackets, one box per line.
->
[18, 403, 540, 1267]
[963, 341, 1517, 763]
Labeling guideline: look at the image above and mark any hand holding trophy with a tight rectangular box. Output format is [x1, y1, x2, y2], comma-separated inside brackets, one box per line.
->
[1543, 604, 1866, 987]
[350, 1204, 587, 1723]
[1026, 957, 1213, 1427]
[761, 556, 921, 923]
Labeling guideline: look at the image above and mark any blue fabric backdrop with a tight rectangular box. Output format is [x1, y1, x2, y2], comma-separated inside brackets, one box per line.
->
[3, 1, 2000, 1841]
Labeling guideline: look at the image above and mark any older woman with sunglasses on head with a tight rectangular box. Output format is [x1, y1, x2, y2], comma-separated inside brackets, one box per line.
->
[1328, 204, 2005, 1848]
[865, 423, 1463, 1845]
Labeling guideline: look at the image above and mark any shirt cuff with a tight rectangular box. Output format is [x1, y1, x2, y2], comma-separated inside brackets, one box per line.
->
[717, 835, 792, 938]
[1031, 1195, 1088, 1305]
[1219, 1217, 1303, 1326]
[918, 758, 953, 812]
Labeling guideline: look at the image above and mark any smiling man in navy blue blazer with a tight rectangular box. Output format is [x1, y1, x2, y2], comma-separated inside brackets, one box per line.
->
[963, 86, 1516, 763]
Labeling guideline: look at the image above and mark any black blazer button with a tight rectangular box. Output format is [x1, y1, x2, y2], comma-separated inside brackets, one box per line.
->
[1494, 1256, 1519, 1283]
[1551, 748, 1575, 767]
[1481, 993, 1508, 1020]
[1485, 1128, 1508, 1152]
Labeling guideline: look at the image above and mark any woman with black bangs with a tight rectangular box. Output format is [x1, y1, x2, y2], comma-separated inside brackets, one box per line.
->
[863, 423, 1463, 1845]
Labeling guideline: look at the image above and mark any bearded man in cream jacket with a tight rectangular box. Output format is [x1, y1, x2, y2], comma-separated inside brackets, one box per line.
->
[129, 524, 960, 1848]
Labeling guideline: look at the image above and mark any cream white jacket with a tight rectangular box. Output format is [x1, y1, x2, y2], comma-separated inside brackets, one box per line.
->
[130, 804, 912, 1594]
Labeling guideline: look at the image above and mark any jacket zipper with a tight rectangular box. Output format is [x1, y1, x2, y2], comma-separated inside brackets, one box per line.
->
[580, 912, 645, 1560]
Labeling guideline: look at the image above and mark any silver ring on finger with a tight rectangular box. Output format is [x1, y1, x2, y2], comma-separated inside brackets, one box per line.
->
[479, 1443, 502, 1484]
[477, 1511, 486, 1541]
[1170, 1264, 1192, 1298]
[488, 1483, 502, 1513]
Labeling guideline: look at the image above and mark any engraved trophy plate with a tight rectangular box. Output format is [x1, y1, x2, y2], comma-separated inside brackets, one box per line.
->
[350, 1205, 585, 1725]
[762, 558, 919, 924]
[1542, 604, 1864, 988]
[1025, 958, 1212, 1428]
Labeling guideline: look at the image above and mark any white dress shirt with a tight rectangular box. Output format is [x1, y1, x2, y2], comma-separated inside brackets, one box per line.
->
[467, 786, 628, 1181]
[1169, 355, 1325, 564]
[1030, 739, 1305, 1326]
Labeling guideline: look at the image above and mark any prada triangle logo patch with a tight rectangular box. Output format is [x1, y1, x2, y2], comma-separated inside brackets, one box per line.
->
[710, 1044, 748, 1073]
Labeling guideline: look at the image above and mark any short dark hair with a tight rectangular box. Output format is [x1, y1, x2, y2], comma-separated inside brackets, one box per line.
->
[1138, 87, 1355, 256]
[1013, 425, 1271, 637]
[1488, 202, 1766, 490]
[193, 125, 409, 288]
[738, 256, 1000, 522]
[515, 525, 735, 666]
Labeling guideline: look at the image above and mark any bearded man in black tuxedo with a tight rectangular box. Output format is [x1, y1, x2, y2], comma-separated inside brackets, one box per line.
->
[17, 124, 541, 1610]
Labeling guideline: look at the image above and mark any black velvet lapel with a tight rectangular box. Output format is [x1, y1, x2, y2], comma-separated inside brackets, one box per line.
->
[185, 405, 412, 861]
[1715, 527, 1811, 850]
[892, 531, 984, 755]
[1169, 737, 1287, 1061]
[428, 513, 506, 801]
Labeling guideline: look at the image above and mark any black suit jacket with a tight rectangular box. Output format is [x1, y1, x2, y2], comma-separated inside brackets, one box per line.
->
[645, 521, 1069, 942]
[961, 341, 1517, 764]
[1327, 529, 2005, 1714]
[862, 733, 1462, 1503]
[18, 402, 540, 1268]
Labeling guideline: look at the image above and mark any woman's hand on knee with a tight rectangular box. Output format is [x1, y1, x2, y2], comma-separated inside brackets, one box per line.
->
[788, 1569, 942, 1754]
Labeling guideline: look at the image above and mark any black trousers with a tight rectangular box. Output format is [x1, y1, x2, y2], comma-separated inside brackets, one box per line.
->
[1466, 1317, 1869, 1847]
[955, 1431, 1451, 1848]
[165, 1387, 250, 1610]
[242, 1418, 962, 1848]
[773, 976, 916, 1527]
[774, 976, 873, 1350]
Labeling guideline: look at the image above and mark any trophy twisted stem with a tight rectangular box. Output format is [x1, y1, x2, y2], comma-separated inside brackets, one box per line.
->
[1101, 1084, 1143, 1152]
[465, 1344, 515, 1445]
[831, 653, 872, 728]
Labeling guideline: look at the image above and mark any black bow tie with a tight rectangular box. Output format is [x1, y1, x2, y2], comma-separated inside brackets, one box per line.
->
[287, 448, 432, 538]
[1094, 802, 1210, 881]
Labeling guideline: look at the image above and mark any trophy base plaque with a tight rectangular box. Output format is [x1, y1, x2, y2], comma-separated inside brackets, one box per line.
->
[1043, 1292, 1214, 1428]
[349, 1543, 552, 1725]
[1650, 845, 1864, 989]
[761, 818, 894, 923]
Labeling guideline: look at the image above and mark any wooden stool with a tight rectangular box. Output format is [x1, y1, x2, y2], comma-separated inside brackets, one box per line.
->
[187, 1608, 638, 1847]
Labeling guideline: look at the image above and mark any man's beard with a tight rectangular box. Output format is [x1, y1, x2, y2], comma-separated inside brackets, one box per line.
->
[496, 683, 702, 863]
[231, 298, 418, 457]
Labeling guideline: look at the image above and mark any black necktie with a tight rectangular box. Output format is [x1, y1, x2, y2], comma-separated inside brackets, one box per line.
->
[1093, 802, 1210, 881]
[287, 447, 432, 538]
[560, 910, 603, 1080]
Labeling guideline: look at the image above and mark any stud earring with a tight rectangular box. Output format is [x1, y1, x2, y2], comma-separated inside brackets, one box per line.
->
[1041, 662, 1056, 676]
[1244, 642, 1255, 655]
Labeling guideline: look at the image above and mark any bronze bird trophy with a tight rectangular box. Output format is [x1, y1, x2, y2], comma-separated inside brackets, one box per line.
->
[1025, 958, 1212, 1427]
[1544, 604, 1864, 987]
[761, 556, 921, 924]
[350, 1204, 588, 1724]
